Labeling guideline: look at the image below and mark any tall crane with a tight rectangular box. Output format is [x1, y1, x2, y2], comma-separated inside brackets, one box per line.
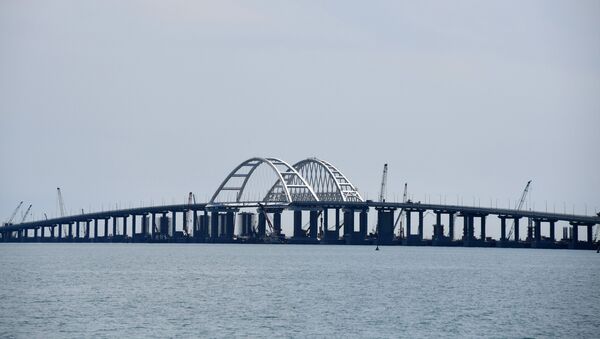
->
[57, 187, 66, 217]
[379, 164, 388, 202]
[4, 201, 23, 226]
[394, 183, 408, 238]
[507, 180, 532, 240]
[20, 204, 32, 223]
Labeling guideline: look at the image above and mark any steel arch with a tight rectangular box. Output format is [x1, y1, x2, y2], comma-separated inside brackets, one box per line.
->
[210, 157, 319, 204]
[291, 158, 364, 202]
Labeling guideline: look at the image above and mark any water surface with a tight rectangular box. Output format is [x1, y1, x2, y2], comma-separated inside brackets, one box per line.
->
[0, 244, 598, 338]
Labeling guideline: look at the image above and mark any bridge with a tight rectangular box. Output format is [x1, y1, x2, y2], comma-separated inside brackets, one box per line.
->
[2, 157, 599, 250]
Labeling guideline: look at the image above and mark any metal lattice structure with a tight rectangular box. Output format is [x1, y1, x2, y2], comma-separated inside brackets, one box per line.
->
[210, 157, 318, 204]
[291, 158, 364, 202]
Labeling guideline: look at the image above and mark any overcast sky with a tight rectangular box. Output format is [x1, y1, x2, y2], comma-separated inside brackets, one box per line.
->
[1, 1, 599, 234]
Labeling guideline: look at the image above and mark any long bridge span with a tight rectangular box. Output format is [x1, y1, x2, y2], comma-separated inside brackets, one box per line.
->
[2, 157, 599, 250]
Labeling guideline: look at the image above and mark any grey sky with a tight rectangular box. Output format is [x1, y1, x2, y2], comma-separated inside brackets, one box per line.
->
[1, 1, 599, 235]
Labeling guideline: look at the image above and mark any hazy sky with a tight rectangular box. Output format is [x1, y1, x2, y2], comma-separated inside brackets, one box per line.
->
[1, 1, 599, 235]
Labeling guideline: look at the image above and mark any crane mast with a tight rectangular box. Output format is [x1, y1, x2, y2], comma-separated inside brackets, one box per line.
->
[20, 204, 32, 223]
[507, 180, 532, 240]
[4, 201, 23, 226]
[379, 164, 388, 202]
[394, 183, 408, 238]
[57, 187, 66, 217]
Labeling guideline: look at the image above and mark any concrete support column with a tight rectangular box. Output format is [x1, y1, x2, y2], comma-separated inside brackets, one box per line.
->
[588, 225, 593, 245]
[359, 210, 368, 239]
[293, 210, 303, 238]
[343, 209, 354, 237]
[104, 219, 109, 238]
[572, 224, 578, 245]
[171, 211, 176, 238]
[257, 211, 266, 238]
[480, 216, 486, 241]
[112, 217, 117, 237]
[418, 211, 424, 240]
[192, 210, 198, 237]
[273, 211, 282, 235]
[500, 217, 507, 241]
[448, 213, 454, 240]
[463, 215, 468, 241]
[76, 222, 80, 239]
[151, 213, 156, 237]
[433, 212, 442, 240]
[122, 216, 127, 238]
[142, 215, 148, 236]
[405, 211, 412, 237]
[514, 218, 520, 241]
[51, 226, 56, 239]
[309, 210, 318, 238]
[210, 211, 219, 238]
[534, 219, 541, 244]
[132, 215, 136, 237]
[225, 211, 235, 238]
[85, 221, 90, 240]
[322, 209, 329, 240]
[549, 221, 555, 242]
[376, 209, 395, 244]
[182, 211, 188, 236]
[34, 227, 39, 240]
[68, 223, 73, 239]
[41, 226, 45, 239]
[335, 208, 340, 232]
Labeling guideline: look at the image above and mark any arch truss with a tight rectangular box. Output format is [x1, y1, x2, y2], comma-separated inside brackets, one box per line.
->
[292, 158, 364, 202]
[210, 157, 318, 204]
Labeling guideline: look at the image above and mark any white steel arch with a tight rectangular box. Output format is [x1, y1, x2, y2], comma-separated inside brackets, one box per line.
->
[210, 157, 319, 204]
[291, 158, 364, 202]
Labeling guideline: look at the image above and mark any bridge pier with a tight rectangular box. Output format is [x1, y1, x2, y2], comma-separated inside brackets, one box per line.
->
[343, 208, 355, 243]
[293, 210, 303, 238]
[433, 212, 443, 242]
[68, 222, 73, 240]
[310, 210, 319, 239]
[405, 211, 411, 240]
[131, 215, 137, 240]
[359, 209, 368, 241]
[123, 216, 128, 238]
[273, 210, 282, 236]
[549, 220, 555, 242]
[499, 216, 507, 243]
[112, 217, 118, 239]
[322, 208, 328, 241]
[480, 215, 486, 241]
[514, 217, 520, 242]
[210, 211, 219, 240]
[171, 211, 176, 239]
[418, 211, 424, 241]
[103, 218, 109, 240]
[376, 208, 395, 245]
[76, 221, 80, 240]
[257, 210, 266, 239]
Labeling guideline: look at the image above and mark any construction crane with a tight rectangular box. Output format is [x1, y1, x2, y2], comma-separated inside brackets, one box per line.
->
[394, 183, 408, 238]
[507, 180, 532, 240]
[4, 201, 23, 226]
[20, 204, 32, 223]
[379, 164, 388, 202]
[57, 187, 66, 217]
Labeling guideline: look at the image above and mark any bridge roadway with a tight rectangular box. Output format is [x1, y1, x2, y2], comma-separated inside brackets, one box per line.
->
[2, 201, 599, 249]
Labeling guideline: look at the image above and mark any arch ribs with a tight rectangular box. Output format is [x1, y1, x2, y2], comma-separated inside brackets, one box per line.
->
[210, 157, 318, 204]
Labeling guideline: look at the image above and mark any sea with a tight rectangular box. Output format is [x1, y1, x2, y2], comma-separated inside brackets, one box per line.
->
[0, 244, 598, 338]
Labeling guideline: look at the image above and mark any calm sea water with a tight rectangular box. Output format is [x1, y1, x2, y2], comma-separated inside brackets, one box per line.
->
[0, 244, 598, 338]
